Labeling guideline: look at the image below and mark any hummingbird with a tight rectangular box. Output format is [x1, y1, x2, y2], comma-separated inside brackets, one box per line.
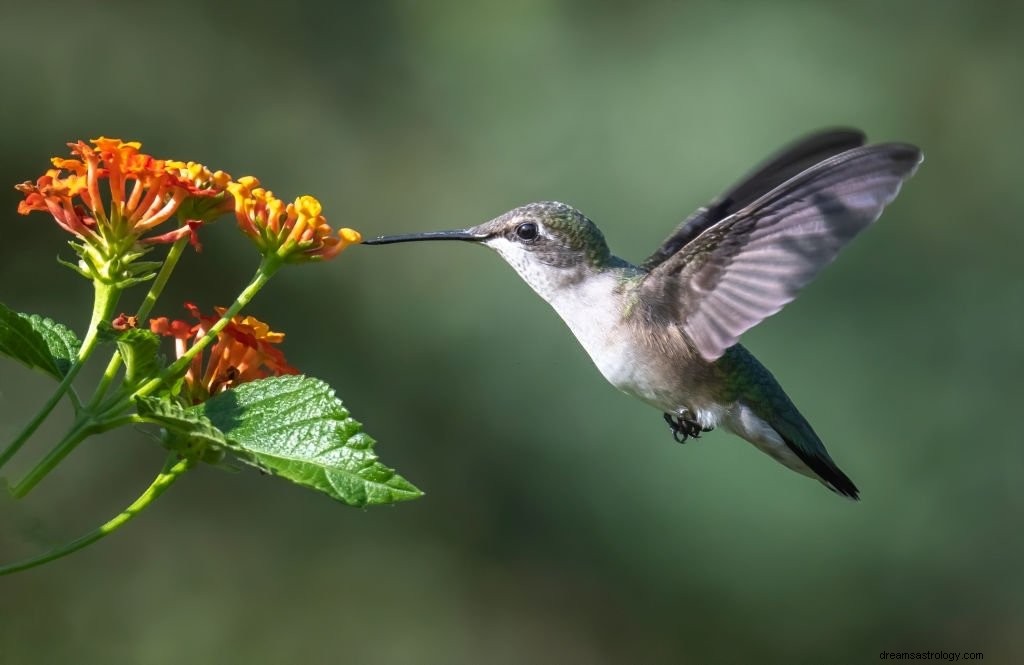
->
[363, 129, 922, 499]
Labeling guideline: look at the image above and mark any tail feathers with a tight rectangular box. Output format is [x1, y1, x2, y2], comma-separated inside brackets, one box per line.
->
[719, 345, 860, 499]
[768, 405, 860, 499]
[776, 424, 860, 500]
[730, 403, 860, 500]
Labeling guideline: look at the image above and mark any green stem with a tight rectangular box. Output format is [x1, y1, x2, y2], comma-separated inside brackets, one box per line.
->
[9, 420, 95, 498]
[130, 258, 280, 402]
[0, 456, 193, 576]
[67, 387, 83, 411]
[0, 283, 120, 471]
[13, 402, 170, 499]
[90, 235, 191, 406]
[95, 413, 148, 431]
[6, 255, 278, 494]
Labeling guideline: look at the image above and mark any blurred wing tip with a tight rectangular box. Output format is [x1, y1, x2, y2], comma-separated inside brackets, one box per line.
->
[872, 142, 925, 172]
[816, 126, 868, 143]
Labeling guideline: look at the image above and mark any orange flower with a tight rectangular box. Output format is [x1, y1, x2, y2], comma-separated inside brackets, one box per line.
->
[16, 168, 94, 238]
[150, 303, 297, 404]
[15, 137, 231, 246]
[227, 176, 361, 261]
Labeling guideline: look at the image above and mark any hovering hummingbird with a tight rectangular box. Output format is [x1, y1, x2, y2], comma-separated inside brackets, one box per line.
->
[363, 129, 922, 499]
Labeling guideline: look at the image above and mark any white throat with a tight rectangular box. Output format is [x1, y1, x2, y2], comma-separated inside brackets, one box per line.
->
[484, 237, 630, 382]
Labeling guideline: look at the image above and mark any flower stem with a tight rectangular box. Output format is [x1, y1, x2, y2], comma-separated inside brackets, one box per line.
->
[0, 455, 193, 576]
[130, 257, 281, 402]
[90, 235, 191, 406]
[67, 388, 83, 411]
[0, 283, 120, 472]
[136, 235, 190, 323]
[9, 419, 95, 498]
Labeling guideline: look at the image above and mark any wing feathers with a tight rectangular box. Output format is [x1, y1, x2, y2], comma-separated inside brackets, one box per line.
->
[640, 142, 922, 362]
[642, 129, 867, 271]
[712, 128, 867, 219]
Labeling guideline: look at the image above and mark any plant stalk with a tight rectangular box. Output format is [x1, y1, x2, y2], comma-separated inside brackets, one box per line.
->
[0, 283, 120, 471]
[0, 456, 193, 576]
[90, 234, 191, 406]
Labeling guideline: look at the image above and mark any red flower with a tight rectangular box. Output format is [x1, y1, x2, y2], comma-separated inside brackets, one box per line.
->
[111, 313, 139, 331]
[15, 137, 231, 246]
[150, 303, 298, 404]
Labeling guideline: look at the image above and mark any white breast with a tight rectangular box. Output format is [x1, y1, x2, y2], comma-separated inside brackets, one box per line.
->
[486, 237, 668, 406]
[545, 273, 638, 386]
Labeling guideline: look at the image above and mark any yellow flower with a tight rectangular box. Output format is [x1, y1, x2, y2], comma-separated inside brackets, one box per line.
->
[228, 177, 361, 261]
[164, 160, 233, 193]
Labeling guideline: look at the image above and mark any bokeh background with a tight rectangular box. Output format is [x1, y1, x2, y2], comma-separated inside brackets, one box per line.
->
[1, 2, 1021, 663]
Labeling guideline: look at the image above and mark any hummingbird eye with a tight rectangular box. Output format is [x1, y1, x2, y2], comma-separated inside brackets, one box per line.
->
[515, 222, 539, 241]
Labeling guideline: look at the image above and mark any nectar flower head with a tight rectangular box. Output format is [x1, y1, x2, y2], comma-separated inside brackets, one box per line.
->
[228, 177, 360, 262]
[150, 303, 298, 405]
[15, 138, 234, 285]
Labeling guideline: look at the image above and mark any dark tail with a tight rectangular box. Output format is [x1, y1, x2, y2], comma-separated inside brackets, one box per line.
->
[773, 417, 860, 500]
[722, 345, 860, 499]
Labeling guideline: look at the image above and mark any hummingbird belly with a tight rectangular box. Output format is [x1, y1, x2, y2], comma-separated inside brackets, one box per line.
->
[546, 271, 726, 429]
[582, 326, 726, 431]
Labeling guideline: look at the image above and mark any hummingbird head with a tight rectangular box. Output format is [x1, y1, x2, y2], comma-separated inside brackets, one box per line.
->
[363, 201, 613, 298]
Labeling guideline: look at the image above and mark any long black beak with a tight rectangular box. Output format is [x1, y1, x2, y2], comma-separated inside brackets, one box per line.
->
[361, 230, 486, 245]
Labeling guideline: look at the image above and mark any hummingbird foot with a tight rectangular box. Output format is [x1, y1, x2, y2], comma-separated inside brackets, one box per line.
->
[663, 412, 713, 444]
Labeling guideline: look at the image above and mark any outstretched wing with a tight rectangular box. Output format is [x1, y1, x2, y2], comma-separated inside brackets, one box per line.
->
[642, 129, 867, 271]
[637, 143, 923, 363]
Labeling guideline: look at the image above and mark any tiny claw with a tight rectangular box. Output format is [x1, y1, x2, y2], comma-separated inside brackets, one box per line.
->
[664, 412, 704, 444]
[664, 413, 683, 442]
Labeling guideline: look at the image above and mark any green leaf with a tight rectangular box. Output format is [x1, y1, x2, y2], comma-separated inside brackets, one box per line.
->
[113, 328, 164, 387]
[25, 315, 81, 376]
[194, 375, 422, 507]
[0, 303, 81, 379]
[135, 396, 227, 449]
[136, 395, 231, 465]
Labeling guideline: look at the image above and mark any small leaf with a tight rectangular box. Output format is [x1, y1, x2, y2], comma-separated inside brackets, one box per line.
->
[135, 396, 227, 448]
[194, 375, 422, 507]
[24, 314, 81, 376]
[113, 328, 164, 387]
[0, 303, 81, 379]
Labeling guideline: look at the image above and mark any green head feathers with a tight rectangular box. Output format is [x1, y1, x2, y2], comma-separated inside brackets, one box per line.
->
[470, 201, 612, 268]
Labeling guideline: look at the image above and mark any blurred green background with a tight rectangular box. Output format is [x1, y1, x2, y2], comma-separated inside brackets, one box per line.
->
[1, 1, 1021, 663]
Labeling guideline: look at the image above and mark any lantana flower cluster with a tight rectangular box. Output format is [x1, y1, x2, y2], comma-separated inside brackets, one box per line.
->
[0, 136, 418, 579]
[15, 137, 361, 285]
[14, 137, 362, 403]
